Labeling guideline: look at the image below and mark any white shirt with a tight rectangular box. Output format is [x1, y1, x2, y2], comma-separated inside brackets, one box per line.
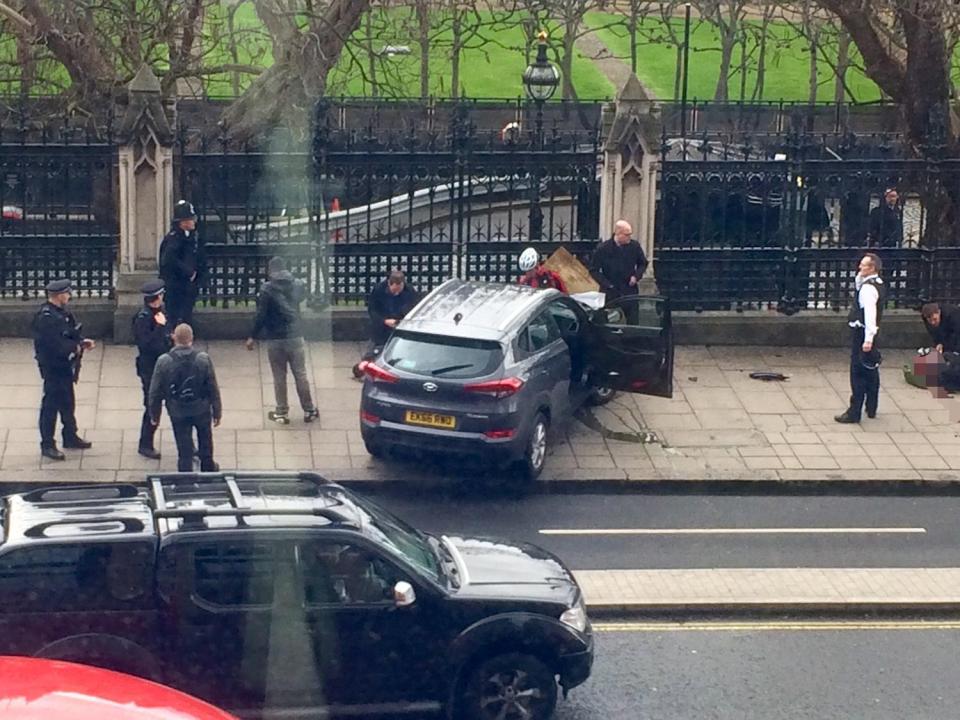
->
[856, 274, 880, 343]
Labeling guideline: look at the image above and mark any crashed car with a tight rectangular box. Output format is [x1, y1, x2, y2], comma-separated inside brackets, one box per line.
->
[359, 279, 674, 478]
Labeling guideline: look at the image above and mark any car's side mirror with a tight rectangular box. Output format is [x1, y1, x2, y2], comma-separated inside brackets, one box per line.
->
[393, 581, 416, 608]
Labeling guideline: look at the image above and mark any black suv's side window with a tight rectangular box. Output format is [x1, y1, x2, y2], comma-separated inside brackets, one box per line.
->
[547, 300, 581, 338]
[191, 543, 276, 608]
[297, 542, 395, 606]
[517, 310, 561, 355]
[0, 542, 153, 611]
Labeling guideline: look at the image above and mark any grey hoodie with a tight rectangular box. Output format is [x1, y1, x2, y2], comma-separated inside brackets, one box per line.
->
[148, 345, 222, 421]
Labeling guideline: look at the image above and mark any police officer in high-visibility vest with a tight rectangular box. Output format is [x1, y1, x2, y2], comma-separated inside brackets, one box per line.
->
[132, 279, 172, 459]
[836, 253, 887, 423]
[32, 279, 95, 460]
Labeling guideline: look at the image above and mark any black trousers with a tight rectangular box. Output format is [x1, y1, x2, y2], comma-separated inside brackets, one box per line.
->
[138, 372, 157, 451]
[165, 287, 197, 329]
[170, 412, 216, 472]
[847, 326, 880, 420]
[39, 371, 79, 448]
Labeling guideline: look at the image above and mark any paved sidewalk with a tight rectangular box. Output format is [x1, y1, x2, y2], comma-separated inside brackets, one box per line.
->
[577, 568, 960, 612]
[0, 339, 958, 484]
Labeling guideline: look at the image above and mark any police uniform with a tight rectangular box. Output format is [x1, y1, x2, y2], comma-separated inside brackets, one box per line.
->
[132, 279, 172, 459]
[32, 279, 92, 459]
[836, 273, 887, 423]
[159, 200, 204, 328]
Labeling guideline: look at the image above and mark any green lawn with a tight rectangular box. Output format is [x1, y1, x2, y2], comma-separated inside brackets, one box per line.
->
[203, 5, 614, 100]
[586, 13, 883, 103]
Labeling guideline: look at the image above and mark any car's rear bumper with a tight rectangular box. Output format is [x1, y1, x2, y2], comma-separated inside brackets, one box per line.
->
[361, 420, 525, 465]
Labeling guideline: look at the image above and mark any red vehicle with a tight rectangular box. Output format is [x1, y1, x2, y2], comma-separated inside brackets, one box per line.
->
[0, 656, 237, 720]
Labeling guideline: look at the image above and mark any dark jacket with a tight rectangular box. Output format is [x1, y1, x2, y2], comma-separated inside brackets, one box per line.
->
[148, 346, 222, 421]
[867, 204, 903, 248]
[250, 271, 305, 340]
[368, 281, 419, 346]
[132, 304, 173, 378]
[590, 238, 648, 296]
[925, 303, 960, 353]
[32, 302, 83, 377]
[159, 224, 205, 293]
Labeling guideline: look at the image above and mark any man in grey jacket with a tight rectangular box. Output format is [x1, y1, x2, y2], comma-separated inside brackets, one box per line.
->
[149, 323, 222, 471]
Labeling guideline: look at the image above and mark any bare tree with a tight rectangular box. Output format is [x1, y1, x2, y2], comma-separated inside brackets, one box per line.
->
[693, 0, 751, 102]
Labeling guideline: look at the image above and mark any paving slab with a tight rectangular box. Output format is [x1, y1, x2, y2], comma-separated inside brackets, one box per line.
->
[0, 340, 956, 485]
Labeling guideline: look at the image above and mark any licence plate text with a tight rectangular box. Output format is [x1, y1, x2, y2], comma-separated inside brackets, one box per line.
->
[405, 410, 456, 429]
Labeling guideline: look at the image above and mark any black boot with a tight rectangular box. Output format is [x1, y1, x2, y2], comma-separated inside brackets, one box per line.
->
[62, 436, 92, 449]
[41, 446, 66, 461]
[834, 411, 860, 424]
[138, 446, 161, 460]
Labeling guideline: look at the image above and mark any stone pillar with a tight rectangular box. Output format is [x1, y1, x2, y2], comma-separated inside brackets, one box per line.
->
[599, 75, 662, 291]
[114, 64, 175, 342]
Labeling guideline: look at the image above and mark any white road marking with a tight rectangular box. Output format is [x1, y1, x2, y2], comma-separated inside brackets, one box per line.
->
[539, 527, 927, 536]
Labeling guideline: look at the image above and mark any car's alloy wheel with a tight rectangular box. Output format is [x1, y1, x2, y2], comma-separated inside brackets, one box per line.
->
[521, 413, 548, 480]
[463, 653, 558, 720]
[589, 385, 616, 405]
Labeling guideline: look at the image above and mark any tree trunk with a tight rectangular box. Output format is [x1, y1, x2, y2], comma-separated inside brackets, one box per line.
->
[808, 31, 818, 105]
[753, 21, 767, 100]
[227, 3, 242, 97]
[562, 29, 577, 101]
[365, 10, 379, 98]
[628, 5, 638, 74]
[738, 30, 747, 102]
[16, 34, 34, 96]
[451, 9, 462, 99]
[674, 43, 683, 99]
[416, 0, 431, 100]
[714, 29, 736, 101]
[834, 28, 849, 104]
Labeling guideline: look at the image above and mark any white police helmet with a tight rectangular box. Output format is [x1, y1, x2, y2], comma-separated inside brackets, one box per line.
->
[518, 247, 539, 272]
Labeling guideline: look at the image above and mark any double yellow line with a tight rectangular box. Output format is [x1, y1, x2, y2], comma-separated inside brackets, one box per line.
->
[594, 619, 960, 633]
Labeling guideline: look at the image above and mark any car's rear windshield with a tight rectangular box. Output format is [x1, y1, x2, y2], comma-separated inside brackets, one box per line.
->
[383, 331, 503, 379]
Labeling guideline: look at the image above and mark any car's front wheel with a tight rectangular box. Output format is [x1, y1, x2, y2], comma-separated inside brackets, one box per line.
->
[588, 385, 616, 405]
[518, 413, 549, 480]
[460, 652, 558, 720]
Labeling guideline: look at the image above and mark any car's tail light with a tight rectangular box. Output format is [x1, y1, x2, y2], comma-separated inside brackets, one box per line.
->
[464, 377, 524, 399]
[358, 360, 398, 383]
[483, 429, 516, 439]
[360, 409, 381, 425]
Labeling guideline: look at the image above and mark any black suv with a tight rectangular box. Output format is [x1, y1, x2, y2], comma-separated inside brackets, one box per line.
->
[0, 473, 592, 720]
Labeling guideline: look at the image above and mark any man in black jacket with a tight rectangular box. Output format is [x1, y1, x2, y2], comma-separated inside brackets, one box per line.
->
[353, 271, 419, 379]
[159, 200, 205, 328]
[590, 219, 648, 301]
[132, 279, 172, 459]
[921, 302, 960, 391]
[245, 257, 318, 425]
[32, 278, 95, 460]
[867, 188, 903, 248]
[149, 323, 222, 472]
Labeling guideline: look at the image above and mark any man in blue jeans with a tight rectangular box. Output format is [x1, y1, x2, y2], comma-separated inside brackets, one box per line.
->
[245, 256, 318, 424]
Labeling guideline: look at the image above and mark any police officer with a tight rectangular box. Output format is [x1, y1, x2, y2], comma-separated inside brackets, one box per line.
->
[32, 279, 95, 460]
[133, 279, 172, 459]
[836, 253, 887, 423]
[159, 200, 205, 328]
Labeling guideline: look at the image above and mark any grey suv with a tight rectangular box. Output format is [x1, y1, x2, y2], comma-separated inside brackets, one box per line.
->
[359, 280, 674, 478]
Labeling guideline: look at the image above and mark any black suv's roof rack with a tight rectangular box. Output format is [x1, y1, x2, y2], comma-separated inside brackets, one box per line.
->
[21, 484, 142, 505]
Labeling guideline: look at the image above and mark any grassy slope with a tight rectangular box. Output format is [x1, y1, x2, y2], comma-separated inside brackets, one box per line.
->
[587, 13, 882, 103]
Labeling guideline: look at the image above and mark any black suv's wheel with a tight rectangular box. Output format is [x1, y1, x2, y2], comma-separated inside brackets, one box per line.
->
[518, 413, 549, 480]
[364, 437, 385, 458]
[460, 652, 558, 720]
[588, 385, 616, 406]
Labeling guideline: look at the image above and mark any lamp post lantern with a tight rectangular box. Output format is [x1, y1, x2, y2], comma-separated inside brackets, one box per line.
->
[522, 31, 560, 241]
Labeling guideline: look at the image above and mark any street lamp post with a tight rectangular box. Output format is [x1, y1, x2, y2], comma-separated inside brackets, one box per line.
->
[522, 31, 561, 242]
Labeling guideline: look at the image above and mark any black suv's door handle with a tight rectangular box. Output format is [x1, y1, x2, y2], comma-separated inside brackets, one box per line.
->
[609, 328, 624, 335]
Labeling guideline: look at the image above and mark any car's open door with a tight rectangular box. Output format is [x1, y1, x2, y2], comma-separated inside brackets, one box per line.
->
[586, 295, 673, 398]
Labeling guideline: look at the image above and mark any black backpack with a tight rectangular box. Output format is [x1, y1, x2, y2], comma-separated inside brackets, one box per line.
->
[167, 352, 204, 403]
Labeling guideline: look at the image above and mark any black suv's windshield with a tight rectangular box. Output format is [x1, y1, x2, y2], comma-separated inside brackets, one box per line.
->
[350, 493, 443, 583]
[383, 331, 503, 379]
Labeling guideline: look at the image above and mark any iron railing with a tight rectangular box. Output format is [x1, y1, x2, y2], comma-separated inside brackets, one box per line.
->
[178, 101, 602, 306]
[0, 113, 117, 299]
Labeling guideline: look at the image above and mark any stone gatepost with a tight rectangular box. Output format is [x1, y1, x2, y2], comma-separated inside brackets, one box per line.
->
[113, 64, 175, 342]
[599, 75, 662, 292]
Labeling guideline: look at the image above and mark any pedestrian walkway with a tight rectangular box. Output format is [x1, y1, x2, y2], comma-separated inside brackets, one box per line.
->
[0, 339, 956, 484]
[577, 568, 960, 612]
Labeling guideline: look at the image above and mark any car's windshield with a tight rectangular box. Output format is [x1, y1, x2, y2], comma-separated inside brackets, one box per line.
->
[348, 492, 443, 583]
[383, 331, 503, 379]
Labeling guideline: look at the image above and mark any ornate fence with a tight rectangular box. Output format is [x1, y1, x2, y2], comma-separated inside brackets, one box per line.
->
[0, 114, 117, 299]
[655, 135, 960, 313]
[178, 101, 601, 306]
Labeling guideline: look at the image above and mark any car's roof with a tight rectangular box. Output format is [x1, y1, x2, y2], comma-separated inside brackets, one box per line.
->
[0, 473, 365, 547]
[0, 656, 237, 720]
[399, 279, 559, 342]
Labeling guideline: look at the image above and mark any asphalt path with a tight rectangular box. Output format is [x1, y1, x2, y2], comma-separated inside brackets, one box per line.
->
[366, 491, 960, 570]
[554, 620, 960, 720]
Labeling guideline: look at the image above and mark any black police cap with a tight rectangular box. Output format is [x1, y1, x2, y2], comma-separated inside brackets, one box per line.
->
[173, 200, 197, 221]
[45, 279, 73, 294]
[141, 279, 165, 298]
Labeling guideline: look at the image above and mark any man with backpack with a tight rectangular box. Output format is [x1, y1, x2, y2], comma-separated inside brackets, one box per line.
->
[148, 323, 222, 472]
[244, 256, 318, 425]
